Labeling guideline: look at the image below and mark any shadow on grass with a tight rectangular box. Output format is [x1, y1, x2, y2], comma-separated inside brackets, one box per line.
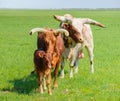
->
[2, 74, 38, 94]
[1, 70, 68, 95]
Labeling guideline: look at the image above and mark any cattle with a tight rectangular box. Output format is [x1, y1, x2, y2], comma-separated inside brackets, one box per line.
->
[53, 14, 105, 78]
[29, 28, 69, 95]
[34, 50, 51, 94]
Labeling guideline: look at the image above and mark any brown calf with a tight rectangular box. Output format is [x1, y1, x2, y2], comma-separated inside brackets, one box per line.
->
[34, 50, 51, 94]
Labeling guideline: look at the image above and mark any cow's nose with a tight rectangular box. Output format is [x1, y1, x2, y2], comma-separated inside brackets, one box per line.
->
[79, 38, 84, 43]
[48, 65, 52, 69]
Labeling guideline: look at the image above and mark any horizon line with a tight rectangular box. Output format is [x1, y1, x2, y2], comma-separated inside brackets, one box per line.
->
[0, 8, 120, 10]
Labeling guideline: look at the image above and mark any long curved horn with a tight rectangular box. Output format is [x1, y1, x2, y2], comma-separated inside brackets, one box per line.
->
[29, 28, 46, 35]
[81, 18, 106, 28]
[55, 29, 69, 36]
[53, 15, 72, 24]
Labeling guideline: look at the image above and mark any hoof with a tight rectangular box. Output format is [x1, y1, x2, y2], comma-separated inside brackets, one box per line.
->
[49, 92, 52, 95]
[59, 72, 64, 78]
[38, 90, 43, 94]
[43, 87, 47, 91]
[59, 75, 64, 78]
[90, 69, 94, 74]
[91, 70, 94, 74]
[74, 68, 78, 74]
[53, 85, 58, 89]
[53, 87, 57, 91]
[69, 74, 73, 78]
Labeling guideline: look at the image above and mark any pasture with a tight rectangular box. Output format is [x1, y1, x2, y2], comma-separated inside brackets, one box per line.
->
[0, 9, 120, 101]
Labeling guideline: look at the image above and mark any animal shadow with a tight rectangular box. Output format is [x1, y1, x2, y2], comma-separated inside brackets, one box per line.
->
[2, 70, 68, 94]
[2, 74, 38, 94]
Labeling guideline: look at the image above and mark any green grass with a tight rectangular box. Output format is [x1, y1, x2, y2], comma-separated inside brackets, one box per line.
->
[0, 9, 120, 101]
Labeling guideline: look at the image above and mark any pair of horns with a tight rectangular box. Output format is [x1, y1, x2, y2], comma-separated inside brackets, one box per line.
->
[29, 28, 69, 36]
[53, 14, 105, 28]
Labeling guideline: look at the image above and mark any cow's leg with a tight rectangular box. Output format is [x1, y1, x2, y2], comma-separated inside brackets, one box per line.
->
[70, 51, 78, 78]
[53, 61, 60, 89]
[70, 43, 81, 67]
[74, 50, 84, 73]
[86, 46, 94, 73]
[43, 76, 47, 91]
[37, 73, 43, 94]
[70, 66, 74, 78]
[60, 57, 65, 78]
[47, 73, 52, 95]
[74, 59, 79, 73]
[70, 43, 81, 78]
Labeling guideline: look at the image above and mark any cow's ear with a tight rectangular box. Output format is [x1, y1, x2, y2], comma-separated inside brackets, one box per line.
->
[60, 23, 70, 29]
[38, 52, 45, 58]
[64, 23, 69, 28]
[38, 52, 42, 57]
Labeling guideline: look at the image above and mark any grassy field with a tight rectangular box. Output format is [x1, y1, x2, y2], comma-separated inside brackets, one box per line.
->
[0, 9, 120, 101]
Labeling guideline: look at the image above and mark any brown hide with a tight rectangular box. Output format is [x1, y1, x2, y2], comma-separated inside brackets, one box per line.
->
[37, 33, 47, 51]
[34, 50, 50, 75]
[34, 28, 65, 95]
[52, 34, 64, 68]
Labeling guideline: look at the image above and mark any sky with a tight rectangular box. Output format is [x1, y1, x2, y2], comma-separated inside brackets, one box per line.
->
[0, 0, 120, 9]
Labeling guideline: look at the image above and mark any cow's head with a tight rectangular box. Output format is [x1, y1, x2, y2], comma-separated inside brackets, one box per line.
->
[60, 23, 83, 43]
[29, 28, 69, 51]
[34, 50, 53, 69]
[30, 28, 69, 68]
[53, 14, 84, 43]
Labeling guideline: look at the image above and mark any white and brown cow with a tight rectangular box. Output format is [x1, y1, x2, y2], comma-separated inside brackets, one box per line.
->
[53, 14, 105, 78]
